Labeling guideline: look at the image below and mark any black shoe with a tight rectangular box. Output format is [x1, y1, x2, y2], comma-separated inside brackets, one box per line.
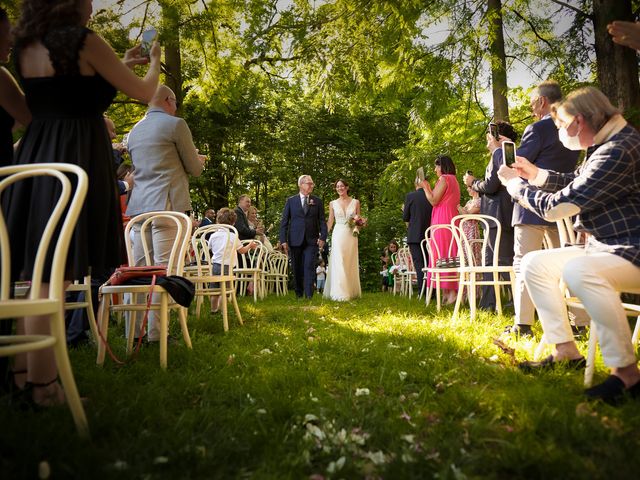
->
[518, 354, 586, 373]
[571, 324, 588, 340]
[584, 375, 640, 405]
[503, 324, 533, 338]
[147, 335, 177, 346]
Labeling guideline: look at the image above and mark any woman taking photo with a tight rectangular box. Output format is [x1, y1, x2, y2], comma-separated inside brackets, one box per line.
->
[423, 155, 461, 304]
[5, 0, 161, 407]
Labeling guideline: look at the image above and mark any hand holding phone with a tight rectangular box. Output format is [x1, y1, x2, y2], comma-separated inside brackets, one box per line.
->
[417, 167, 425, 182]
[502, 141, 516, 166]
[141, 28, 157, 58]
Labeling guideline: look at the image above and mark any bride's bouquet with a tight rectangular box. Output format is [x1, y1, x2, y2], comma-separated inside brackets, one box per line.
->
[347, 214, 368, 237]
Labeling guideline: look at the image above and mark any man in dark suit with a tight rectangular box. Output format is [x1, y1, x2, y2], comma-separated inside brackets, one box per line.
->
[235, 195, 262, 240]
[279, 175, 328, 298]
[403, 176, 432, 294]
[199, 208, 215, 228]
[464, 121, 518, 311]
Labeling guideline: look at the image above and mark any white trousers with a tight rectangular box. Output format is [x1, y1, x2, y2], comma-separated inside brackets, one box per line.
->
[513, 224, 559, 325]
[522, 247, 640, 368]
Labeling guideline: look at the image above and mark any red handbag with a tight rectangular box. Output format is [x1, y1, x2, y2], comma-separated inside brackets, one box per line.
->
[107, 265, 167, 286]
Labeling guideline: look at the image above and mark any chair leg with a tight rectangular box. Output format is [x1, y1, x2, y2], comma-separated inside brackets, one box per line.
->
[221, 283, 229, 332]
[178, 307, 192, 349]
[469, 274, 477, 321]
[452, 277, 464, 321]
[51, 307, 89, 437]
[96, 294, 111, 366]
[584, 322, 597, 387]
[195, 292, 203, 317]
[231, 291, 243, 325]
[253, 274, 258, 302]
[435, 275, 441, 312]
[632, 314, 640, 346]
[84, 277, 99, 348]
[159, 293, 168, 370]
[493, 272, 502, 316]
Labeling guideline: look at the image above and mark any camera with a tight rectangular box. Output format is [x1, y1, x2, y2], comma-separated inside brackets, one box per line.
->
[489, 122, 499, 141]
[502, 141, 516, 166]
[140, 28, 157, 58]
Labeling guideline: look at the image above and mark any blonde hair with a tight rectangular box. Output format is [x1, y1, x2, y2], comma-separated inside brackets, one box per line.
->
[551, 87, 620, 133]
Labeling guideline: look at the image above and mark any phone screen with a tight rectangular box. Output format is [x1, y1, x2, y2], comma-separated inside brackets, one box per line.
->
[141, 28, 157, 57]
[417, 167, 425, 182]
[489, 123, 499, 141]
[502, 141, 516, 166]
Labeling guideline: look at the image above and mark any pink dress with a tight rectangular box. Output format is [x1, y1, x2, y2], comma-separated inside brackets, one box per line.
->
[427, 174, 461, 290]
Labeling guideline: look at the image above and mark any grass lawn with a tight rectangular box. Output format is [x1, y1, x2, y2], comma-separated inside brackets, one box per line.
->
[1, 292, 639, 479]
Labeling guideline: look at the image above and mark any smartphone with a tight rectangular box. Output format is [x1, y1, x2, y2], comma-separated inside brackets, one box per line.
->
[489, 122, 499, 141]
[417, 167, 425, 182]
[141, 28, 157, 58]
[502, 141, 516, 166]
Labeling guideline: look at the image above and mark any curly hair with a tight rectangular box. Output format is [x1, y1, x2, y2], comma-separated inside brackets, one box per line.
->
[13, 0, 82, 46]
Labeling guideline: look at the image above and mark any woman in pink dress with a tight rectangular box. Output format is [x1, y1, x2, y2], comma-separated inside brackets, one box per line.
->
[423, 155, 461, 304]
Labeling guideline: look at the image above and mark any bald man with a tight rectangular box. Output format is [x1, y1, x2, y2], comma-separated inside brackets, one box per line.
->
[126, 85, 206, 343]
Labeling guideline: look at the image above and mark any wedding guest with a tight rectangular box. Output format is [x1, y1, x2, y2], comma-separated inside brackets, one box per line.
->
[463, 121, 518, 311]
[126, 84, 205, 343]
[316, 260, 326, 293]
[403, 175, 432, 295]
[235, 195, 263, 241]
[4, 0, 160, 406]
[422, 155, 461, 304]
[208, 208, 257, 313]
[199, 209, 215, 228]
[457, 183, 482, 267]
[505, 81, 579, 336]
[380, 240, 399, 292]
[0, 7, 30, 166]
[499, 86, 640, 404]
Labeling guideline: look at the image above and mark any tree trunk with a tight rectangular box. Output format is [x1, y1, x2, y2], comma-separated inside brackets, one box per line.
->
[487, 0, 510, 122]
[592, 0, 640, 116]
[160, 1, 183, 110]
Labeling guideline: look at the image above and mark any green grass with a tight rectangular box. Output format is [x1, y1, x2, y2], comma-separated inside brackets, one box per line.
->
[1, 292, 639, 479]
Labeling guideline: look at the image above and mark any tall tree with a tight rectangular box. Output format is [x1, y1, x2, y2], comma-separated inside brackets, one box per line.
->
[487, 0, 510, 122]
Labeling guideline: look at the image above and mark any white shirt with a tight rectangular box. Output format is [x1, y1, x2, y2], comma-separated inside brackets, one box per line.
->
[299, 193, 308, 207]
[208, 230, 241, 266]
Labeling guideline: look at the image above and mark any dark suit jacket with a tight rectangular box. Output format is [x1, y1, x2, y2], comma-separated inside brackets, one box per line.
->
[279, 194, 327, 247]
[234, 207, 256, 240]
[514, 116, 579, 226]
[403, 188, 432, 243]
[473, 149, 514, 229]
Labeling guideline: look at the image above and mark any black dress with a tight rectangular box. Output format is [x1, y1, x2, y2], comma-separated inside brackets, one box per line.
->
[0, 104, 14, 167]
[4, 26, 125, 280]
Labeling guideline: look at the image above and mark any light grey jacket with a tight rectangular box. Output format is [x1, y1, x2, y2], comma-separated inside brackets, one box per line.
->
[126, 107, 203, 216]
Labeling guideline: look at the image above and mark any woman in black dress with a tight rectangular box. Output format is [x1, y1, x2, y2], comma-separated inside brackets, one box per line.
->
[0, 7, 30, 166]
[7, 0, 161, 406]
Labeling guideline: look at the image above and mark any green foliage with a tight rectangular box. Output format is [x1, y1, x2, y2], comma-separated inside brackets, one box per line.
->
[2, 294, 640, 478]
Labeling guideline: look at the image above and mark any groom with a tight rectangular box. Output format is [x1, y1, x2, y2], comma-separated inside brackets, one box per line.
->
[279, 175, 328, 298]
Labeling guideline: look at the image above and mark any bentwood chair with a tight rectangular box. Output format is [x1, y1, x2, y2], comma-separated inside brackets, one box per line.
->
[190, 224, 243, 332]
[97, 212, 193, 369]
[451, 215, 515, 321]
[235, 240, 266, 301]
[0, 163, 89, 437]
[424, 224, 462, 311]
[264, 251, 289, 296]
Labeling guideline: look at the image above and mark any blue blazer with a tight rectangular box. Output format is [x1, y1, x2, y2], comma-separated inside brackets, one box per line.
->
[403, 188, 432, 243]
[514, 116, 579, 226]
[279, 194, 327, 247]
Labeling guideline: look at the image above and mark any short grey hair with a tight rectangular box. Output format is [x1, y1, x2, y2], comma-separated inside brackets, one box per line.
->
[298, 175, 311, 187]
[551, 86, 620, 133]
[535, 80, 563, 104]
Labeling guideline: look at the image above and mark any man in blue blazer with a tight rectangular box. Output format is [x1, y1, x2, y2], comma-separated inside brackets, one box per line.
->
[279, 175, 328, 298]
[506, 80, 580, 337]
[403, 176, 433, 294]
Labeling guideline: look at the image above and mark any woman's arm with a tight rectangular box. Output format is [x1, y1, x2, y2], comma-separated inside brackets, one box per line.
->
[355, 199, 361, 216]
[0, 67, 31, 127]
[326, 202, 335, 232]
[423, 177, 448, 206]
[82, 33, 161, 103]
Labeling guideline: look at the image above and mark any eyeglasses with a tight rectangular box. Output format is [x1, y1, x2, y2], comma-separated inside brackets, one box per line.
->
[304, 181, 315, 185]
[554, 116, 576, 130]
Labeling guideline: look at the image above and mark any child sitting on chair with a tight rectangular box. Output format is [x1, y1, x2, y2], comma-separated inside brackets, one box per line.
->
[207, 208, 257, 313]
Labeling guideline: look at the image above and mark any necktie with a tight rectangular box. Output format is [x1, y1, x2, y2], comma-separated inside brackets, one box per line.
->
[302, 196, 308, 214]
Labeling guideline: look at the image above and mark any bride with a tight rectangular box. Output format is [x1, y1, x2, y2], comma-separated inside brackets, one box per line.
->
[324, 179, 362, 301]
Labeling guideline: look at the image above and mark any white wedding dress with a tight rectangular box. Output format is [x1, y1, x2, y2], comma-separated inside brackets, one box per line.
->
[324, 199, 362, 301]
